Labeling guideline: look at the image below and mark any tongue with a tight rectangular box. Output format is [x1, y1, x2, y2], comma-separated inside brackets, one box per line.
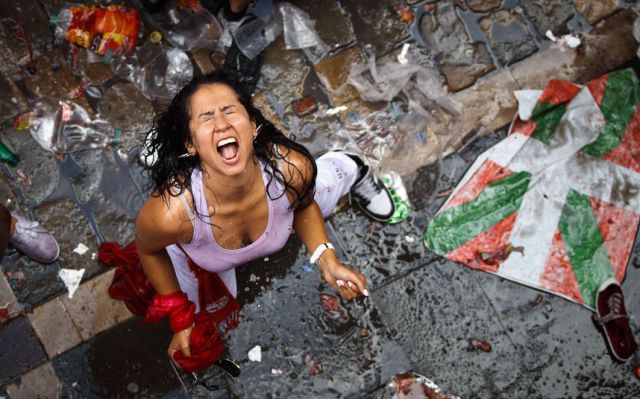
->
[220, 143, 238, 160]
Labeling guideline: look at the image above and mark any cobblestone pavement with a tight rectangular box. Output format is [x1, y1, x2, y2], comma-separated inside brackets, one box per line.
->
[1, 0, 640, 398]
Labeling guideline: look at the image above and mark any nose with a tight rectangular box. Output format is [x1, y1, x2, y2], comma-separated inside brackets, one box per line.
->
[213, 113, 231, 133]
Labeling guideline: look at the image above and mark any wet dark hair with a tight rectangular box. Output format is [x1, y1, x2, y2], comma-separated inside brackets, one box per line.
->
[143, 71, 317, 211]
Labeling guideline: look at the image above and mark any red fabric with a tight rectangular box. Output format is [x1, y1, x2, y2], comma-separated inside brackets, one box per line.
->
[98, 241, 240, 372]
[183, 250, 240, 334]
[173, 316, 226, 372]
[145, 292, 196, 333]
[98, 242, 155, 316]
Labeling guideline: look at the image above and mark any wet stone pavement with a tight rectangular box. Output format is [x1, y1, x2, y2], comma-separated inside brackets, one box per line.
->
[1, 0, 640, 398]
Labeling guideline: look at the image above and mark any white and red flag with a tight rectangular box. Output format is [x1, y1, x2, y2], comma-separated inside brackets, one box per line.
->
[424, 69, 640, 309]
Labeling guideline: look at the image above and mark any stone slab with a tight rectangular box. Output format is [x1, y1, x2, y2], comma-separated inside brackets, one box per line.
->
[60, 269, 133, 341]
[28, 296, 82, 357]
[574, 0, 622, 25]
[374, 257, 541, 398]
[223, 238, 414, 397]
[473, 260, 640, 398]
[521, 0, 578, 36]
[509, 10, 637, 88]
[419, 2, 496, 91]
[479, 9, 538, 66]
[0, 270, 16, 308]
[380, 66, 518, 176]
[4, 362, 62, 399]
[339, 0, 410, 56]
[51, 317, 185, 398]
[288, 0, 356, 53]
[0, 316, 47, 385]
[314, 46, 368, 107]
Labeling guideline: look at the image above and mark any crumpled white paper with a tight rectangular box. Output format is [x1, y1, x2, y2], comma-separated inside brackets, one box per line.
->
[248, 345, 262, 362]
[58, 268, 85, 299]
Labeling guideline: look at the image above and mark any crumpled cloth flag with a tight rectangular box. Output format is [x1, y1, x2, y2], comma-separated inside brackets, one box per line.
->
[424, 68, 640, 310]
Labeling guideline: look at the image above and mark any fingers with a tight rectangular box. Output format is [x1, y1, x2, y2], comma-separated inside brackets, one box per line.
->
[167, 327, 193, 363]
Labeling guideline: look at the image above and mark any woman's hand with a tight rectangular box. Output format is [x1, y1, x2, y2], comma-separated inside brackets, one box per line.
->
[317, 255, 368, 300]
[168, 324, 193, 364]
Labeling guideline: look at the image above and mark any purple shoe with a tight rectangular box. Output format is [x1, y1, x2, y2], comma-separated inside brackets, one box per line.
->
[9, 213, 60, 263]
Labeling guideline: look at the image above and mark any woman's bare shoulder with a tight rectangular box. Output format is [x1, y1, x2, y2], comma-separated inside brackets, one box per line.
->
[136, 191, 193, 250]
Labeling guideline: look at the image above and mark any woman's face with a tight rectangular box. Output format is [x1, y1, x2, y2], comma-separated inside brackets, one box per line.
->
[186, 83, 257, 177]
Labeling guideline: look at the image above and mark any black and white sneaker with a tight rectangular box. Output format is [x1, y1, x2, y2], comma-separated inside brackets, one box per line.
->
[342, 153, 395, 222]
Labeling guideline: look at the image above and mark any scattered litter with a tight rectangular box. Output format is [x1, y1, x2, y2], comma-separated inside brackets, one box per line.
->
[396, 4, 415, 24]
[303, 264, 313, 272]
[58, 268, 85, 299]
[562, 35, 581, 49]
[325, 105, 347, 115]
[292, 96, 318, 117]
[397, 43, 410, 65]
[271, 368, 283, 375]
[546, 30, 581, 50]
[528, 294, 544, 308]
[0, 140, 19, 166]
[29, 98, 120, 153]
[405, 235, 415, 243]
[319, 294, 349, 322]
[53, 4, 140, 56]
[159, 2, 222, 51]
[13, 113, 30, 130]
[0, 302, 27, 322]
[545, 30, 558, 42]
[149, 31, 162, 44]
[473, 244, 524, 267]
[466, 338, 492, 352]
[126, 382, 139, 394]
[303, 351, 323, 375]
[248, 345, 262, 362]
[233, 12, 283, 60]
[387, 371, 459, 399]
[359, 328, 370, 337]
[73, 243, 90, 255]
[263, 257, 269, 262]
[110, 42, 193, 101]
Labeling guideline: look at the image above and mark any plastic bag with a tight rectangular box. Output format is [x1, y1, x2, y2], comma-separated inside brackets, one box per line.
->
[279, 3, 320, 49]
[160, 0, 222, 51]
[29, 98, 118, 153]
[111, 42, 193, 101]
[53, 4, 140, 56]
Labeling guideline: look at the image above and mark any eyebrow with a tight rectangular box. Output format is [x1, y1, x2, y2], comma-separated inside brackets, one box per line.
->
[197, 105, 236, 118]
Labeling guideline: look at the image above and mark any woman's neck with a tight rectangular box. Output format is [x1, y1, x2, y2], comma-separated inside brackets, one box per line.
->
[201, 160, 262, 203]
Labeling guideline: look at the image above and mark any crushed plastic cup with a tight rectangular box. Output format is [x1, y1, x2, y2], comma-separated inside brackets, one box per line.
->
[29, 98, 120, 153]
[159, 1, 222, 51]
[232, 13, 283, 60]
[110, 42, 193, 101]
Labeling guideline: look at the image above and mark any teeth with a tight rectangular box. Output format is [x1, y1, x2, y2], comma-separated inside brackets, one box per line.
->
[217, 138, 237, 148]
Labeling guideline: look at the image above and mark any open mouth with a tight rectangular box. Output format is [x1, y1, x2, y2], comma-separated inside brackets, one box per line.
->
[217, 137, 239, 162]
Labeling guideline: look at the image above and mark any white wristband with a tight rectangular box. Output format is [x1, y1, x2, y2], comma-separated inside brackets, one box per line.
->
[310, 242, 335, 264]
